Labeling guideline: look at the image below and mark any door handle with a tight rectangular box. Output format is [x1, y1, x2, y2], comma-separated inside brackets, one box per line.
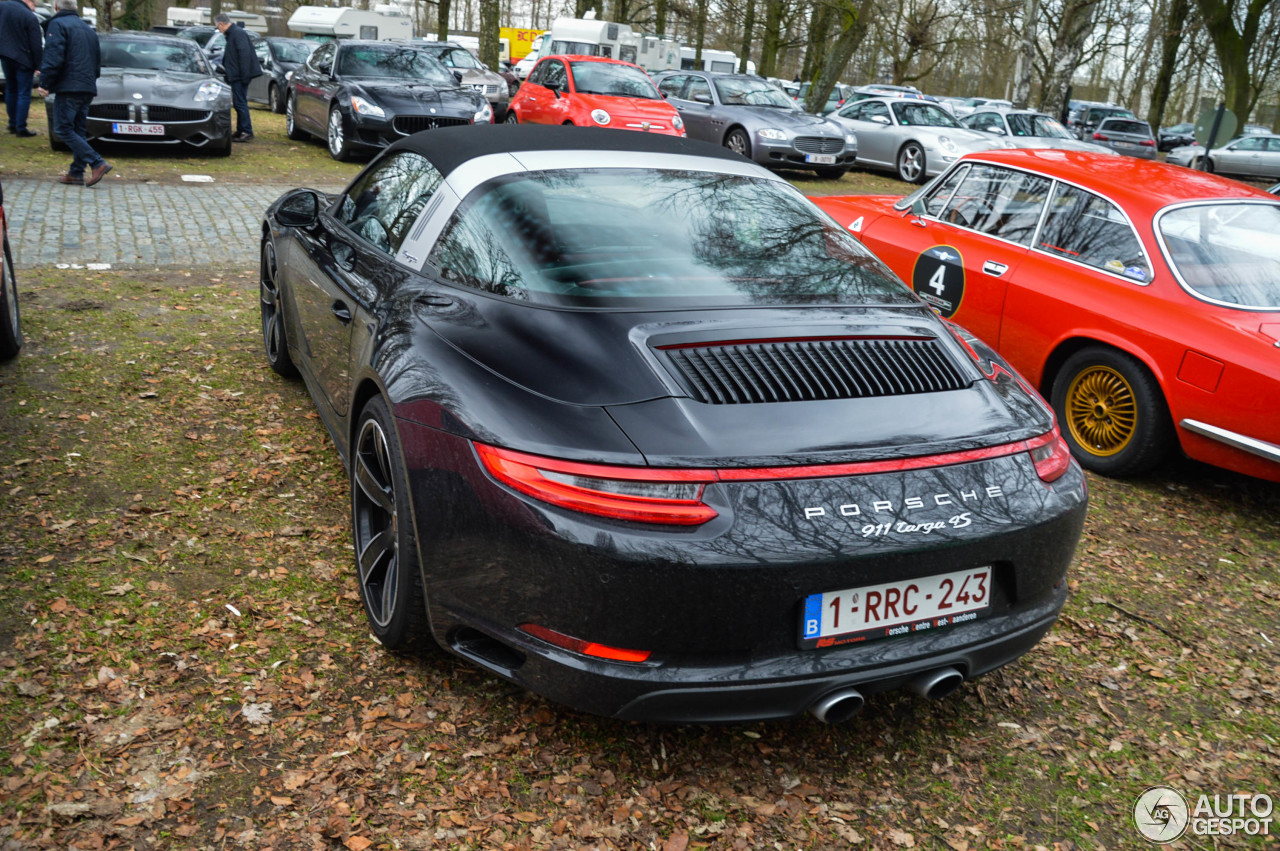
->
[983, 260, 1008, 277]
[331, 301, 352, 323]
[417, 294, 454, 308]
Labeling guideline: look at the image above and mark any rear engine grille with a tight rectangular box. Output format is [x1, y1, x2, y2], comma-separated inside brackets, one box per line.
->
[145, 106, 210, 122]
[89, 103, 132, 120]
[394, 115, 471, 134]
[794, 136, 843, 154]
[662, 338, 968, 404]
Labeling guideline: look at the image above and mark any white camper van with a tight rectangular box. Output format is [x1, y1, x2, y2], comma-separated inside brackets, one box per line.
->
[287, 5, 413, 41]
[167, 7, 267, 33]
[680, 47, 754, 75]
[540, 15, 681, 73]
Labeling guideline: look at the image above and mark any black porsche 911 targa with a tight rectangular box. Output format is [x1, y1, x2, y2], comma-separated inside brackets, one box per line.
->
[260, 125, 1087, 724]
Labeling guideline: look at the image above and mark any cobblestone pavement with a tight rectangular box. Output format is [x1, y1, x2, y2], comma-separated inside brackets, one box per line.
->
[4, 178, 341, 269]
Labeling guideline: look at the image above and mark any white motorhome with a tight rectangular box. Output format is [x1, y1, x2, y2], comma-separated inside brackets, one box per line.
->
[546, 14, 638, 64]
[287, 5, 413, 41]
[166, 7, 267, 33]
[680, 47, 754, 75]
[635, 33, 680, 73]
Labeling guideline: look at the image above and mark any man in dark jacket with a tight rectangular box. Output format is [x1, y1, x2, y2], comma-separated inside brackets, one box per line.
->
[0, 0, 44, 136]
[37, 0, 111, 186]
[215, 14, 261, 142]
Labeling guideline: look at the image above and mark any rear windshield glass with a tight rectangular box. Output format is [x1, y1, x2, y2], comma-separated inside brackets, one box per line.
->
[1158, 202, 1280, 309]
[1101, 120, 1150, 135]
[429, 168, 918, 308]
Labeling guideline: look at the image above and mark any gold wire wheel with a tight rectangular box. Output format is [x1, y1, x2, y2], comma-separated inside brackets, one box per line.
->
[1064, 365, 1138, 457]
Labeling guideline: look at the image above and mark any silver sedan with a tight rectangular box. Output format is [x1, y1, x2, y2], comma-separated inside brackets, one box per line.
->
[960, 108, 1116, 155]
[655, 71, 857, 179]
[1168, 134, 1280, 179]
[828, 96, 1011, 183]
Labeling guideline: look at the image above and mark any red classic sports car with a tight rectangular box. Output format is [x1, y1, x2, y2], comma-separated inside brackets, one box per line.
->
[506, 55, 684, 136]
[813, 149, 1280, 482]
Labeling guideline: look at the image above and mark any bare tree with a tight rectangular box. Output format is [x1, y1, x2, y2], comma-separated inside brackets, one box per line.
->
[1193, 0, 1279, 123]
[1038, 0, 1103, 118]
[804, 0, 875, 113]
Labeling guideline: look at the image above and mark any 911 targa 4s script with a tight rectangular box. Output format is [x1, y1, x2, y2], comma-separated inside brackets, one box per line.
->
[259, 125, 1088, 723]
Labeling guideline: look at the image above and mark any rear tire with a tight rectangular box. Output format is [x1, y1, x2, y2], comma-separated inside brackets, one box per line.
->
[268, 82, 284, 114]
[1204, 157, 1215, 174]
[1051, 346, 1173, 477]
[0, 226, 21, 360]
[897, 141, 926, 183]
[285, 92, 308, 140]
[351, 396, 430, 652]
[504, 109, 518, 124]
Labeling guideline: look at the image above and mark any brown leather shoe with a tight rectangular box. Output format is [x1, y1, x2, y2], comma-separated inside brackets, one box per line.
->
[58, 173, 84, 185]
[85, 162, 113, 187]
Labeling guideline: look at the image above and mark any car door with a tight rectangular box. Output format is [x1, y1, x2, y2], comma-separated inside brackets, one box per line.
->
[835, 100, 894, 167]
[998, 182, 1155, 383]
[519, 58, 567, 124]
[290, 152, 446, 417]
[248, 40, 272, 103]
[1262, 138, 1280, 179]
[679, 75, 721, 141]
[1215, 136, 1265, 176]
[857, 162, 1050, 346]
[293, 42, 333, 133]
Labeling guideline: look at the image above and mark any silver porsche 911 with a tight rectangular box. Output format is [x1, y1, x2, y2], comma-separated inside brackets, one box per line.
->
[828, 96, 1011, 183]
[45, 32, 233, 157]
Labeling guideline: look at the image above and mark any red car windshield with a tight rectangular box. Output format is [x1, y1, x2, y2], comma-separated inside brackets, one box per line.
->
[569, 62, 660, 99]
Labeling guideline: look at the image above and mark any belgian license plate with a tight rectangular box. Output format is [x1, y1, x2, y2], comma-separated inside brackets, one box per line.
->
[805, 153, 837, 164]
[112, 123, 165, 136]
[801, 567, 991, 648]
[1114, 140, 1135, 148]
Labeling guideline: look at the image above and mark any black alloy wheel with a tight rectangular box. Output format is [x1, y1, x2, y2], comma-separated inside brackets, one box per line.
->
[504, 110, 518, 124]
[259, 237, 298, 377]
[351, 396, 429, 651]
[0, 224, 21, 360]
[268, 82, 284, 114]
[328, 104, 353, 161]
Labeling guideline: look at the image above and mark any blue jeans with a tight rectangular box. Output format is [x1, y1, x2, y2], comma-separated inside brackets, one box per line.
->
[1, 56, 35, 132]
[52, 92, 104, 178]
[229, 79, 251, 136]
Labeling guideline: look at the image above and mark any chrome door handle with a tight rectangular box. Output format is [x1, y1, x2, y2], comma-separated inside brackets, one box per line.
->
[983, 260, 1008, 277]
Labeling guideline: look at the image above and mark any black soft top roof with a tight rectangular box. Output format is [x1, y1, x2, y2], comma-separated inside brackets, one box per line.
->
[380, 124, 750, 179]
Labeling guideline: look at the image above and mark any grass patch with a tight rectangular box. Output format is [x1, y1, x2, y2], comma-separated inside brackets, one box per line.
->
[0, 267, 1277, 850]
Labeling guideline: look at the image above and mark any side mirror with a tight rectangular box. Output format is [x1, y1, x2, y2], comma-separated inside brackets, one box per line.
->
[277, 189, 321, 228]
[910, 198, 927, 217]
[453, 70, 463, 83]
[985, 126, 1005, 135]
[871, 115, 890, 125]
[693, 92, 713, 104]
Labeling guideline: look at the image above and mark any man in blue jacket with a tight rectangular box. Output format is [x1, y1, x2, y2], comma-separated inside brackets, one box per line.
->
[0, 0, 44, 136]
[215, 14, 261, 142]
[37, 0, 111, 186]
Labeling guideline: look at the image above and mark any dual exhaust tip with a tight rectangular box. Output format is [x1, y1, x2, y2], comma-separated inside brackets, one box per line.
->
[808, 666, 965, 724]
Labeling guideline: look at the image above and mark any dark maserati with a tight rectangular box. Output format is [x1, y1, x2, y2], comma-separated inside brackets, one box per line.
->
[46, 32, 232, 156]
[260, 125, 1087, 723]
[285, 39, 491, 161]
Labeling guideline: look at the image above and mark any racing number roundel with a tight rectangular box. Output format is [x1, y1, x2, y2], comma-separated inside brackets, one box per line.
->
[911, 245, 965, 318]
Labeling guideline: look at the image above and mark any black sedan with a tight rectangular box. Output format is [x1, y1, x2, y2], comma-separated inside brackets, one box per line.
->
[259, 125, 1087, 723]
[285, 40, 491, 161]
[1157, 121, 1195, 151]
[46, 32, 232, 156]
[249, 37, 316, 113]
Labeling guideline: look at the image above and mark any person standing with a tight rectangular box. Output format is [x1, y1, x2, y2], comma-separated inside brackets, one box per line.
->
[37, 0, 110, 186]
[0, 0, 44, 137]
[216, 14, 261, 142]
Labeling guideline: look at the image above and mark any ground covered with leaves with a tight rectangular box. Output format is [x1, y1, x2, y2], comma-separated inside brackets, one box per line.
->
[0, 268, 1277, 851]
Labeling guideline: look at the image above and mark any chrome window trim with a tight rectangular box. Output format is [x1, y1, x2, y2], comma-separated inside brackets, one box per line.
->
[1152, 198, 1280, 312]
[395, 151, 783, 273]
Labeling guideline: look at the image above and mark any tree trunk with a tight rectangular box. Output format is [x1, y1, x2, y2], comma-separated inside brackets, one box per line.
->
[436, 0, 451, 41]
[655, 0, 668, 35]
[1038, 0, 1101, 119]
[694, 0, 707, 64]
[739, 0, 757, 72]
[758, 0, 785, 77]
[479, 0, 500, 68]
[805, 0, 873, 113]
[1193, 0, 1277, 125]
[1144, 0, 1188, 130]
[800, 4, 833, 81]
[1010, 0, 1039, 107]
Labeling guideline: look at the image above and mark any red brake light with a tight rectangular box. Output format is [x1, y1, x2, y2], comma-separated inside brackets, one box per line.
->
[1092, 132, 1107, 140]
[519, 623, 651, 663]
[1028, 429, 1072, 482]
[1140, 139, 1155, 147]
[474, 444, 718, 526]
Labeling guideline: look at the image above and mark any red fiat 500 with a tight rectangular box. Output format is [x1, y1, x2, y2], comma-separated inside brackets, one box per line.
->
[507, 55, 685, 136]
[813, 149, 1280, 482]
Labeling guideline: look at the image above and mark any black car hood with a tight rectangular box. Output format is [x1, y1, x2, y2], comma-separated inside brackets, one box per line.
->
[346, 79, 479, 112]
[96, 69, 214, 102]
[412, 292, 1053, 464]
